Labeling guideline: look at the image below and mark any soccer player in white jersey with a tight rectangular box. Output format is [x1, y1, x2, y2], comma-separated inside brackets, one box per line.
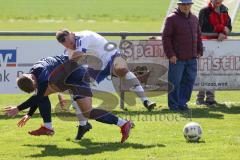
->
[56, 29, 156, 111]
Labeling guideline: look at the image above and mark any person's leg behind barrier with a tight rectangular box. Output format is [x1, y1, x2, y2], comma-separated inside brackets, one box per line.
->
[205, 90, 217, 106]
[196, 90, 206, 105]
[112, 56, 156, 111]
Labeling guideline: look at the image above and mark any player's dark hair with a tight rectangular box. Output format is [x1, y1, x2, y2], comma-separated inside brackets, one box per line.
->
[17, 75, 35, 93]
[56, 29, 70, 43]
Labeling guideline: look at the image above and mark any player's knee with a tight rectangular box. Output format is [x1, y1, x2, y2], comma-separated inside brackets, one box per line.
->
[114, 67, 129, 77]
[82, 111, 90, 118]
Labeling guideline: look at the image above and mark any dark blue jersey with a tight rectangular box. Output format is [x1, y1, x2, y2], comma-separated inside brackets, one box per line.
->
[17, 55, 69, 112]
[30, 55, 69, 86]
[29, 55, 69, 96]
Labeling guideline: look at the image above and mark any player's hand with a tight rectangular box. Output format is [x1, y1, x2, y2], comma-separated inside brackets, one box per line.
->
[71, 51, 83, 60]
[60, 100, 68, 109]
[169, 56, 177, 64]
[224, 27, 230, 34]
[58, 94, 68, 109]
[17, 115, 31, 127]
[218, 33, 226, 41]
[4, 106, 19, 117]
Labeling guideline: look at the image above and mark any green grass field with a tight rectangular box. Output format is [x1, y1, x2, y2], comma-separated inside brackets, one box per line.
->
[0, 91, 240, 160]
[0, 0, 240, 159]
[0, 0, 169, 32]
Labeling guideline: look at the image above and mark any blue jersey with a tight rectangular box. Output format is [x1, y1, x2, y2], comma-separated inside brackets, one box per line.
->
[30, 55, 69, 84]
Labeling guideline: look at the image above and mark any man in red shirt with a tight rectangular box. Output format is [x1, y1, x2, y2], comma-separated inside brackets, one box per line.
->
[197, 0, 232, 106]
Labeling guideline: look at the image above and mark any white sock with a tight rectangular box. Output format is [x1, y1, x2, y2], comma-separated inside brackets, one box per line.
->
[44, 122, 53, 130]
[72, 99, 88, 126]
[72, 101, 81, 114]
[124, 71, 148, 103]
[134, 86, 148, 102]
[79, 121, 87, 126]
[117, 118, 127, 127]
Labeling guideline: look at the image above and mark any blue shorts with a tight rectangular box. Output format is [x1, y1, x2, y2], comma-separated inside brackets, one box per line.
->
[88, 52, 121, 83]
[65, 66, 93, 100]
[50, 52, 121, 101]
[49, 61, 92, 101]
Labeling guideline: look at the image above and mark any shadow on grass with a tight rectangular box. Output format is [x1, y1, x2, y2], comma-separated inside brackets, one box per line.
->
[186, 140, 206, 144]
[185, 103, 240, 119]
[0, 103, 239, 121]
[104, 103, 238, 119]
[23, 138, 165, 157]
[208, 103, 240, 114]
[0, 113, 59, 120]
[114, 103, 240, 120]
[160, 103, 240, 119]
[160, 108, 224, 119]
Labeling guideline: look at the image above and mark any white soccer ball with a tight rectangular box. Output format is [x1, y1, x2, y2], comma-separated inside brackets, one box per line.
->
[183, 122, 202, 142]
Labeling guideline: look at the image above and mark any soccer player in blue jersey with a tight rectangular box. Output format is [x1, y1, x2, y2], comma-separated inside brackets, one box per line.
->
[56, 29, 156, 111]
[5, 55, 91, 139]
[5, 54, 133, 143]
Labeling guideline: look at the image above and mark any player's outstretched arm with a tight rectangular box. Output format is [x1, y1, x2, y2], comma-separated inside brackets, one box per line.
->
[4, 94, 40, 117]
[17, 94, 43, 111]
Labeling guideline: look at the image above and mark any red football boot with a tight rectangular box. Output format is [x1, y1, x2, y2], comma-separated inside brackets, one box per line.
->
[28, 125, 54, 136]
[120, 121, 134, 143]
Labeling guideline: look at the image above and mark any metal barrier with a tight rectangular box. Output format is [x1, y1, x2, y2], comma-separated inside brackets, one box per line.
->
[0, 31, 240, 37]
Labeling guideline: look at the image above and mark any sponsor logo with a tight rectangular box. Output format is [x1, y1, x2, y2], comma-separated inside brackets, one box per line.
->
[0, 50, 17, 67]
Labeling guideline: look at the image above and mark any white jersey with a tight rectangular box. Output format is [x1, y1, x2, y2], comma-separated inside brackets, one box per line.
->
[67, 30, 117, 69]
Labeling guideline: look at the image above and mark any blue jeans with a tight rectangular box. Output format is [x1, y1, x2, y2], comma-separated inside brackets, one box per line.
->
[168, 58, 197, 109]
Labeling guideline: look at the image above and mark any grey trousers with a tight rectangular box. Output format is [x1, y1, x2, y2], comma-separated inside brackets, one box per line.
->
[197, 90, 215, 102]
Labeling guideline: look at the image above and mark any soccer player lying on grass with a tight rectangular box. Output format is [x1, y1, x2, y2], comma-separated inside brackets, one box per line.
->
[5, 54, 92, 140]
[5, 54, 133, 143]
[56, 29, 156, 111]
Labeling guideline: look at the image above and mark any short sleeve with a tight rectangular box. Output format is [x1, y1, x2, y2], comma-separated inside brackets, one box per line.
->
[75, 36, 90, 53]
